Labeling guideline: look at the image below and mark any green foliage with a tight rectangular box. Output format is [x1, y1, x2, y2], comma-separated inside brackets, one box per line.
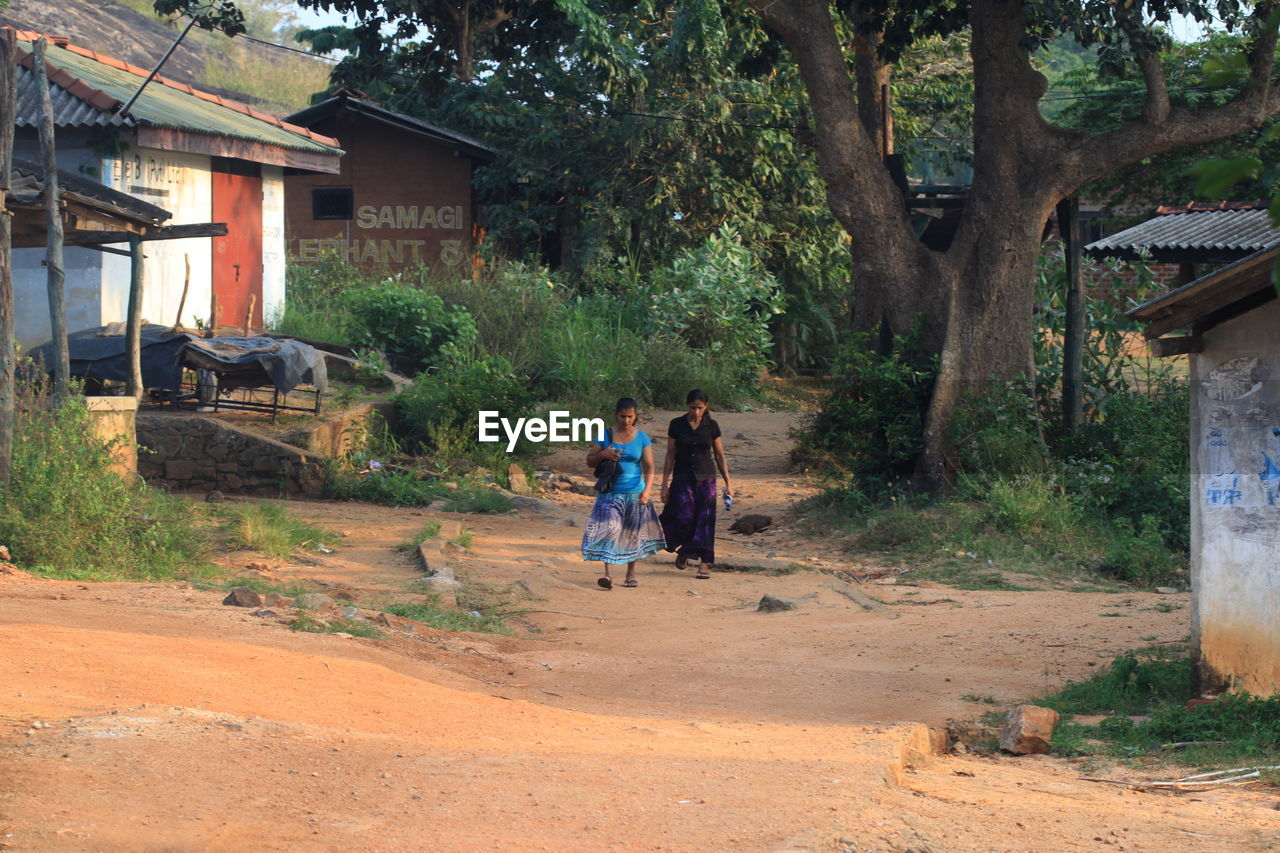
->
[380, 597, 512, 635]
[397, 344, 535, 453]
[1039, 650, 1280, 765]
[646, 225, 784, 386]
[217, 501, 333, 558]
[1051, 31, 1280, 211]
[343, 283, 477, 374]
[270, 254, 367, 342]
[0, 385, 204, 581]
[290, 613, 382, 638]
[1041, 649, 1192, 717]
[397, 521, 443, 551]
[324, 466, 448, 507]
[796, 325, 937, 500]
[442, 485, 512, 514]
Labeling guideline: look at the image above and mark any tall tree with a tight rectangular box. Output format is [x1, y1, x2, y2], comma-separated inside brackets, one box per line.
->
[742, 0, 1280, 489]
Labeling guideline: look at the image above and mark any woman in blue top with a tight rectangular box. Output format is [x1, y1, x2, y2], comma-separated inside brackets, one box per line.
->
[581, 397, 666, 588]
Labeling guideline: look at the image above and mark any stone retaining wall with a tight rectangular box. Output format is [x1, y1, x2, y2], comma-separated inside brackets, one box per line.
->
[137, 414, 325, 496]
[281, 401, 396, 459]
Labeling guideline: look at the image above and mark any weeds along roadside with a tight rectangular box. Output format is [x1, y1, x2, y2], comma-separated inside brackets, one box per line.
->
[957, 646, 1280, 780]
[0, 372, 207, 582]
[792, 252, 1189, 592]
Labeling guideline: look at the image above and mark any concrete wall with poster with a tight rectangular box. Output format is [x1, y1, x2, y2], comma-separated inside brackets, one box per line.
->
[101, 146, 214, 332]
[284, 109, 479, 273]
[1189, 300, 1280, 696]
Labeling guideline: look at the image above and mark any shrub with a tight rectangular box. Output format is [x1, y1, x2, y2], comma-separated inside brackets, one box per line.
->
[646, 225, 784, 387]
[218, 501, 333, 558]
[796, 325, 936, 499]
[0, 387, 203, 580]
[396, 344, 535, 453]
[342, 283, 477, 373]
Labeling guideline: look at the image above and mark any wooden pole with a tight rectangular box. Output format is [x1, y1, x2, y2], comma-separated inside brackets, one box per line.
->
[208, 292, 218, 338]
[125, 234, 144, 399]
[34, 38, 68, 400]
[171, 253, 190, 333]
[1058, 195, 1084, 432]
[0, 29, 17, 488]
[242, 293, 255, 336]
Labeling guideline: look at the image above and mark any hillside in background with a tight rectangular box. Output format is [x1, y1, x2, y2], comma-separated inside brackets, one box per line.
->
[0, 0, 332, 113]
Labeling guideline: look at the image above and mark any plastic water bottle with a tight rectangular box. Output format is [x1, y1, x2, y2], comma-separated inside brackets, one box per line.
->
[723, 490, 732, 512]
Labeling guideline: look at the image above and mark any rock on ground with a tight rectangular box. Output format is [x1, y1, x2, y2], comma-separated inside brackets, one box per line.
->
[999, 705, 1060, 755]
[758, 593, 797, 613]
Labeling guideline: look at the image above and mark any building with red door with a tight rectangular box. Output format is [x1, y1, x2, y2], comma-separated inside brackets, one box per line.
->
[7, 28, 342, 348]
[283, 90, 494, 273]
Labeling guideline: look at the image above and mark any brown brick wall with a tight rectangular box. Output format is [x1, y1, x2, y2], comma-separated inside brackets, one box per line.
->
[285, 111, 477, 273]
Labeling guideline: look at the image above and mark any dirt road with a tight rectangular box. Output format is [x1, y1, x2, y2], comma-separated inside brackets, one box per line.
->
[1, 410, 1276, 852]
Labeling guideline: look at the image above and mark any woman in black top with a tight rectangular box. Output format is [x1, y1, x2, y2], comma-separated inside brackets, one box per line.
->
[658, 389, 733, 579]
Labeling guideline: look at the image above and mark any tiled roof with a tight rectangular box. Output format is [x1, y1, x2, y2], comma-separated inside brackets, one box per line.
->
[1085, 208, 1280, 261]
[7, 28, 341, 156]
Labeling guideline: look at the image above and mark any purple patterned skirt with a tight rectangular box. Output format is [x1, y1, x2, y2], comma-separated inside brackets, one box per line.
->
[659, 477, 717, 565]
[581, 492, 666, 565]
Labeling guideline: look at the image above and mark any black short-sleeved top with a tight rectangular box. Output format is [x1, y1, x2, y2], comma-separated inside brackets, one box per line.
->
[668, 415, 721, 482]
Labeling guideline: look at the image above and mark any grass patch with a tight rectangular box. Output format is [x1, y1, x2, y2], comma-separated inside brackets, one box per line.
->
[379, 597, 513, 635]
[397, 521, 443, 552]
[289, 613, 383, 638]
[217, 501, 334, 558]
[326, 467, 450, 507]
[961, 694, 1000, 705]
[450, 530, 474, 549]
[443, 486, 513, 514]
[212, 576, 323, 598]
[723, 562, 806, 576]
[1033, 648, 1280, 769]
[797, 484, 1179, 592]
[0, 384, 208, 582]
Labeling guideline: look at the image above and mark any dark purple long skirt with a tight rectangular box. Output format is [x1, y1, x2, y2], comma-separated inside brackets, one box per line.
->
[659, 477, 717, 565]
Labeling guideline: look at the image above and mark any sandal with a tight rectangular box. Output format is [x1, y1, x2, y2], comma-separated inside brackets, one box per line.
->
[675, 555, 688, 570]
[622, 578, 638, 587]
[597, 577, 613, 589]
[695, 570, 710, 580]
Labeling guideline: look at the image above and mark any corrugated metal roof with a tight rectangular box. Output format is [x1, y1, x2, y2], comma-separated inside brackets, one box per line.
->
[1086, 208, 1280, 258]
[286, 92, 496, 162]
[10, 30, 340, 157]
[15, 67, 129, 128]
[10, 156, 170, 224]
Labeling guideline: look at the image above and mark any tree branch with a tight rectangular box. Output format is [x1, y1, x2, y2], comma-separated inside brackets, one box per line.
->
[743, 0, 916, 247]
[475, 3, 515, 37]
[1136, 50, 1171, 124]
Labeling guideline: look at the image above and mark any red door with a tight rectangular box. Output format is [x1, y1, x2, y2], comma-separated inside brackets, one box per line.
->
[211, 167, 263, 331]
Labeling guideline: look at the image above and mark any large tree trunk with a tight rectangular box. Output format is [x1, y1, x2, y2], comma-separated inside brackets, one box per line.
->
[748, 0, 1280, 492]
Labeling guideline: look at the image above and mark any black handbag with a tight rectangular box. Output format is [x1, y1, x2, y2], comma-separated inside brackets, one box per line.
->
[593, 429, 620, 493]
[593, 458, 620, 493]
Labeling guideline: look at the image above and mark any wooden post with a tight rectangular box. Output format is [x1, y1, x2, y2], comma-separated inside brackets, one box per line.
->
[171, 253, 190, 333]
[242, 293, 256, 336]
[0, 29, 17, 488]
[34, 38, 68, 400]
[125, 234, 144, 399]
[1057, 195, 1084, 432]
[209, 292, 218, 338]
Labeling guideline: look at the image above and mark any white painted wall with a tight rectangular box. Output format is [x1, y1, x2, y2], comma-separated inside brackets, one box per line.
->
[261, 165, 286, 324]
[102, 147, 214, 330]
[1190, 301, 1280, 696]
[13, 130, 292, 347]
[12, 143, 106, 349]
